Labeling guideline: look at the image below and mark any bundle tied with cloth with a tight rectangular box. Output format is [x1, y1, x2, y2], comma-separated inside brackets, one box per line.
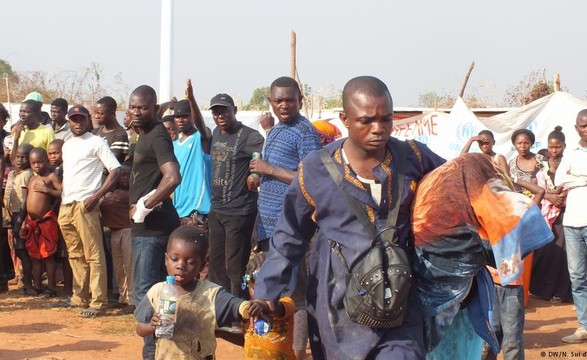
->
[312, 120, 341, 145]
[411, 153, 553, 356]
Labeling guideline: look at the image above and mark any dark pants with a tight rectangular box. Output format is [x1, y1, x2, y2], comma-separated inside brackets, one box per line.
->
[0, 228, 15, 289]
[487, 285, 525, 360]
[208, 210, 255, 298]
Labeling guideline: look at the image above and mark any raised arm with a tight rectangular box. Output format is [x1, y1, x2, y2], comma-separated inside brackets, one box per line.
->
[10, 122, 24, 164]
[185, 79, 211, 153]
[460, 136, 482, 155]
[157, 97, 177, 118]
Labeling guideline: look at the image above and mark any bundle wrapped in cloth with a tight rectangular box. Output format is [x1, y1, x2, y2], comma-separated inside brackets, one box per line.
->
[411, 153, 553, 355]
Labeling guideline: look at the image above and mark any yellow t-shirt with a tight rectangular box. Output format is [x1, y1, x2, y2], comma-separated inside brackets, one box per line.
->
[18, 125, 55, 149]
[244, 297, 296, 360]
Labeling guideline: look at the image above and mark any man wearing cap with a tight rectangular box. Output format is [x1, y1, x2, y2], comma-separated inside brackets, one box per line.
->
[208, 92, 264, 298]
[50, 98, 73, 141]
[11, 99, 55, 163]
[58, 105, 121, 317]
[171, 79, 212, 226]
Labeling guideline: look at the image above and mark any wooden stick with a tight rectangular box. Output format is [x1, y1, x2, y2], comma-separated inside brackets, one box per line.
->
[459, 61, 475, 98]
[290, 30, 296, 79]
[554, 73, 560, 92]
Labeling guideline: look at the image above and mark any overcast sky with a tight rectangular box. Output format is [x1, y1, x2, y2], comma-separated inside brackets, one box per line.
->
[2, 0, 585, 108]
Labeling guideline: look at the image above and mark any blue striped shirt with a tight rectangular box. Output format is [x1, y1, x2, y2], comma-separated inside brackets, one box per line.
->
[257, 115, 321, 241]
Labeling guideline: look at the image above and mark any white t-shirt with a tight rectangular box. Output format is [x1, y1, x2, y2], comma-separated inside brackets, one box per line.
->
[61, 132, 121, 204]
[555, 145, 587, 227]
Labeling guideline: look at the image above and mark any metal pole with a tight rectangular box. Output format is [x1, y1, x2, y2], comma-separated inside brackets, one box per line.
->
[159, 0, 174, 103]
[3, 73, 11, 119]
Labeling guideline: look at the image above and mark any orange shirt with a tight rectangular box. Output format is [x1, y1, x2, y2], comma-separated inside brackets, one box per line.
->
[244, 297, 295, 360]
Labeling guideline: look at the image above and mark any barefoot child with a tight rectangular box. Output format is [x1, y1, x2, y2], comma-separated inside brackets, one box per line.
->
[135, 225, 262, 359]
[20, 148, 61, 297]
[47, 139, 72, 297]
[5, 144, 34, 295]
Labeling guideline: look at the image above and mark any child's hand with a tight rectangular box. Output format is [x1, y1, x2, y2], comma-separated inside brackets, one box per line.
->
[150, 313, 162, 330]
[247, 299, 272, 319]
[19, 224, 30, 239]
[32, 180, 50, 194]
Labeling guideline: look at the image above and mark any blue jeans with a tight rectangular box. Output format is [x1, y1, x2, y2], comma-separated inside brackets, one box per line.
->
[132, 235, 168, 360]
[564, 226, 587, 329]
[492, 284, 524, 360]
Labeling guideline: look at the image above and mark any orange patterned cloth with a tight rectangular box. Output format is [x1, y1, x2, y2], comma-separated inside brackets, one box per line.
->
[24, 209, 58, 259]
[244, 297, 296, 360]
[312, 120, 341, 145]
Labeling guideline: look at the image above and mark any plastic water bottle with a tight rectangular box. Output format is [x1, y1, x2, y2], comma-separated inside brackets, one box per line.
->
[155, 276, 178, 339]
[251, 152, 262, 178]
[253, 316, 272, 336]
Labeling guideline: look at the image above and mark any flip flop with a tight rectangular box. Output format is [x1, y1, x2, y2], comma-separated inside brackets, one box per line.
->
[79, 308, 105, 318]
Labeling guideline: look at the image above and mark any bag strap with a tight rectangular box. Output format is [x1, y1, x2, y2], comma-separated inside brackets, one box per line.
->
[380, 142, 406, 245]
[319, 149, 377, 240]
[318, 141, 408, 247]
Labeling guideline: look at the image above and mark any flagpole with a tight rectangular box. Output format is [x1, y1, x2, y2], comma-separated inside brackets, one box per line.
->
[159, 0, 174, 103]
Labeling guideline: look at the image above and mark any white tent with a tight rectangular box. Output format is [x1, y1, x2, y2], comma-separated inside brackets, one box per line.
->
[391, 92, 587, 161]
[480, 92, 587, 160]
[391, 98, 487, 160]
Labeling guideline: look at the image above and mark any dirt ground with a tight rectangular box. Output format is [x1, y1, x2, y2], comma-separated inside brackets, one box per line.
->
[0, 284, 586, 360]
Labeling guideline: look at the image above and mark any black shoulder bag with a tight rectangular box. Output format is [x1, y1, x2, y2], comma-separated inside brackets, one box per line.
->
[319, 144, 412, 329]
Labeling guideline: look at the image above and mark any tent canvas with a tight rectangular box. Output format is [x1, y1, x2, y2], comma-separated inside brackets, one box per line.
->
[390, 92, 587, 161]
[391, 99, 489, 160]
[479, 92, 587, 160]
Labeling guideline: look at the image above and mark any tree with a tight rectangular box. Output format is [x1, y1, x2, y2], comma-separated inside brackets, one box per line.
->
[0, 59, 14, 76]
[417, 91, 455, 108]
[0, 60, 130, 110]
[320, 85, 343, 109]
[503, 69, 554, 106]
[417, 90, 488, 109]
[0, 58, 18, 103]
[246, 86, 270, 110]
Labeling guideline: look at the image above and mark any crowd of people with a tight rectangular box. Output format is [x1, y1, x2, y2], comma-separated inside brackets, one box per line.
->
[0, 75, 585, 360]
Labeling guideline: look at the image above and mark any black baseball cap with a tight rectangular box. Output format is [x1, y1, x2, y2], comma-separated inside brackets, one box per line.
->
[173, 100, 191, 117]
[210, 93, 235, 108]
[67, 105, 90, 119]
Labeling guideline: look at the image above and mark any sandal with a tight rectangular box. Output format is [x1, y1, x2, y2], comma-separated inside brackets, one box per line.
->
[79, 308, 105, 318]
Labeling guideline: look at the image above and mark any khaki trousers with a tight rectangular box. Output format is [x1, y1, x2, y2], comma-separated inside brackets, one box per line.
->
[58, 202, 107, 310]
[110, 228, 134, 305]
